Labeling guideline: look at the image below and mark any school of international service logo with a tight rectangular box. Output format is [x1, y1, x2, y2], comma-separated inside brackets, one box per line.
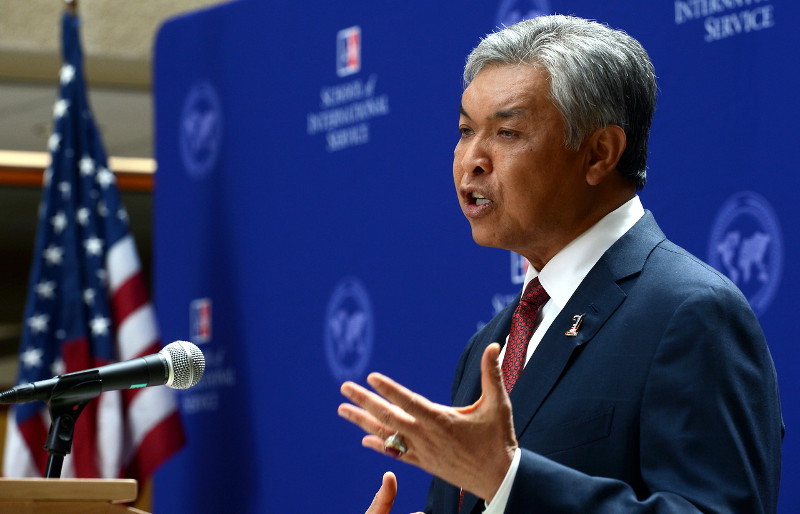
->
[707, 191, 783, 316]
[324, 277, 374, 382]
[180, 80, 223, 179]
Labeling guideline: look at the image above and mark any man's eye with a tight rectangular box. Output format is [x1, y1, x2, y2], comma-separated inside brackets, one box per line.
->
[459, 127, 474, 137]
[499, 129, 516, 138]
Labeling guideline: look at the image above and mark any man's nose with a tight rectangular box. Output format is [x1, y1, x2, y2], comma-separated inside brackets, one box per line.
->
[458, 137, 492, 175]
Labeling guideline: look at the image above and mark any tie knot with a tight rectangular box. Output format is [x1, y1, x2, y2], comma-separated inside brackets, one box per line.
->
[521, 277, 549, 309]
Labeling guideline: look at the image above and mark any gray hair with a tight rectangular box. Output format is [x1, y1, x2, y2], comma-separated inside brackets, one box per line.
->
[464, 15, 656, 189]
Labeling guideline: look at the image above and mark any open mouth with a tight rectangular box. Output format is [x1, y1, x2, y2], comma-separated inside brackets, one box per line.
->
[471, 192, 491, 206]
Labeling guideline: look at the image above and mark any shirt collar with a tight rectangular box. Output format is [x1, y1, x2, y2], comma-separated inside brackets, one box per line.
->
[522, 196, 645, 310]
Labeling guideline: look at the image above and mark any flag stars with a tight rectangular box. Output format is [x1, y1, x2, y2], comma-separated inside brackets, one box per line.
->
[51, 357, 66, 376]
[59, 181, 71, 199]
[96, 167, 115, 188]
[77, 207, 90, 226]
[43, 244, 64, 266]
[50, 211, 68, 234]
[43, 167, 53, 187]
[21, 347, 44, 369]
[84, 236, 104, 257]
[60, 64, 75, 85]
[97, 201, 109, 217]
[90, 315, 111, 337]
[80, 156, 95, 176]
[35, 280, 56, 300]
[48, 133, 61, 152]
[27, 313, 50, 335]
[84, 288, 96, 306]
[118, 208, 129, 223]
[53, 99, 70, 119]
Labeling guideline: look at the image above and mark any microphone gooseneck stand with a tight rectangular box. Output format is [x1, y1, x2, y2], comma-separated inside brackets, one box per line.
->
[43, 369, 102, 478]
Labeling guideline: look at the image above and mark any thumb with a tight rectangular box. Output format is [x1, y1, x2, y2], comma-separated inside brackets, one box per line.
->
[366, 471, 397, 514]
[480, 343, 507, 405]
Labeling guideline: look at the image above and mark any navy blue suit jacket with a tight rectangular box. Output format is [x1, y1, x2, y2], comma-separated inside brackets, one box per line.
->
[426, 212, 782, 513]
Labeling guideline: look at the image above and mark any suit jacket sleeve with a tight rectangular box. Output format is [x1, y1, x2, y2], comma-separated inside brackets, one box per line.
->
[505, 283, 783, 513]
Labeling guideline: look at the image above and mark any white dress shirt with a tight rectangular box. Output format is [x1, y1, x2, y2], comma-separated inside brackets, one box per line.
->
[483, 196, 644, 513]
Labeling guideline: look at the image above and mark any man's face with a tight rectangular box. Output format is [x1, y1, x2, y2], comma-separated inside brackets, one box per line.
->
[453, 64, 591, 268]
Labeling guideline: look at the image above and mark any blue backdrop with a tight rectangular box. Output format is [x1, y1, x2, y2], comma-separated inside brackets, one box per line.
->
[152, 1, 798, 512]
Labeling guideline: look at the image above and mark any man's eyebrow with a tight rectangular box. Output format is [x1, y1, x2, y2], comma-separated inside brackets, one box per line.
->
[459, 105, 526, 120]
[459, 104, 526, 120]
[491, 108, 525, 119]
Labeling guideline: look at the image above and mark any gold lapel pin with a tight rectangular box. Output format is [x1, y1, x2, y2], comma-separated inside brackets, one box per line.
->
[564, 313, 585, 337]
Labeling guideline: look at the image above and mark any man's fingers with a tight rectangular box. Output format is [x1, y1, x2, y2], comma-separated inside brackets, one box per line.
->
[454, 344, 504, 415]
[480, 343, 506, 404]
[365, 472, 397, 514]
[338, 403, 395, 440]
[341, 381, 417, 429]
[366, 373, 440, 423]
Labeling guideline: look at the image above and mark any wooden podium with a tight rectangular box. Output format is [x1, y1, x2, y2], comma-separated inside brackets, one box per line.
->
[0, 478, 149, 513]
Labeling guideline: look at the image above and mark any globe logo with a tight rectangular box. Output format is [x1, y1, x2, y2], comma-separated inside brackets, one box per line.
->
[180, 81, 223, 179]
[496, 0, 551, 27]
[708, 191, 783, 316]
[324, 277, 374, 382]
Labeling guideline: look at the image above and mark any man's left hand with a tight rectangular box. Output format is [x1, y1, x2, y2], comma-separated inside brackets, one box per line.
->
[338, 343, 516, 502]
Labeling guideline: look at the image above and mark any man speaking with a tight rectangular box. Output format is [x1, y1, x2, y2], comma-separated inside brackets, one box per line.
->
[339, 15, 783, 513]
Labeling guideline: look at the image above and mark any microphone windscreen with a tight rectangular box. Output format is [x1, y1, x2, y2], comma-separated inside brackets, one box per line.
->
[161, 341, 205, 389]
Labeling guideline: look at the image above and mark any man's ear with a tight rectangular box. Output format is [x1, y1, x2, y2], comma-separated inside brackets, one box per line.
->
[585, 125, 626, 186]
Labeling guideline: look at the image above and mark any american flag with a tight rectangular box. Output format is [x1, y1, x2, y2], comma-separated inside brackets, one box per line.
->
[2, 11, 184, 480]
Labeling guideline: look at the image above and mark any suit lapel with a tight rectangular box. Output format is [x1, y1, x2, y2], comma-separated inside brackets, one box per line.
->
[509, 211, 666, 439]
[509, 261, 625, 437]
[458, 267, 628, 514]
[448, 212, 666, 514]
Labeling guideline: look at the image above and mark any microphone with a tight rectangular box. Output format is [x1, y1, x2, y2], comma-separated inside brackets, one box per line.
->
[0, 340, 205, 405]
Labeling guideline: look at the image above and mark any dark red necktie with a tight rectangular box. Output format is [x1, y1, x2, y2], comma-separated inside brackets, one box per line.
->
[501, 277, 549, 393]
[458, 279, 549, 512]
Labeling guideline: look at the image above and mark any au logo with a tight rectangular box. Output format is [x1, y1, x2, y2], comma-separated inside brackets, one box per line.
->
[180, 80, 223, 179]
[336, 26, 361, 77]
[496, 0, 551, 27]
[190, 297, 212, 344]
[324, 277, 373, 382]
[708, 191, 783, 316]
